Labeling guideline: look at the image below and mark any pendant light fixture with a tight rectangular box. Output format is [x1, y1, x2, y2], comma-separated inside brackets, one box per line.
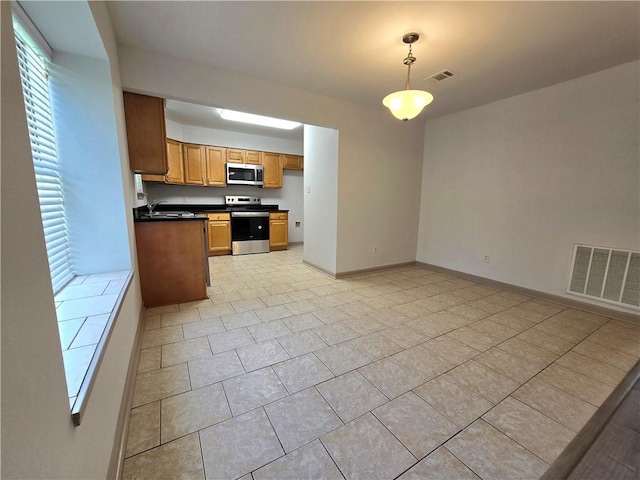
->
[382, 32, 434, 121]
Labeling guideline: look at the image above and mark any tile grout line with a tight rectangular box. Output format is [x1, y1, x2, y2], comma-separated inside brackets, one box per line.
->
[127, 247, 638, 478]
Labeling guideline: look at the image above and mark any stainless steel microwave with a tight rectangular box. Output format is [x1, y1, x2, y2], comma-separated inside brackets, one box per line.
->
[226, 162, 264, 187]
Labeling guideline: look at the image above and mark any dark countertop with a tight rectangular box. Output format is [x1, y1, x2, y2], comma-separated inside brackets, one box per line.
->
[133, 204, 288, 222]
[134, 212, 208, 222]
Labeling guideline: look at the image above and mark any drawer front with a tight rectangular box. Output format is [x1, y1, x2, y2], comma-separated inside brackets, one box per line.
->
[207, 213, 230, 221]
[269, 212, 288, 220]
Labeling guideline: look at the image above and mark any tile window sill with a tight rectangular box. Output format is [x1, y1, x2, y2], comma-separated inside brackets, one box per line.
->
[55, 269, 134, 425]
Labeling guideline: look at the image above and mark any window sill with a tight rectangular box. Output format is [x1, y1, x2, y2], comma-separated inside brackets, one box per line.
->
[55, 269, 133, 426]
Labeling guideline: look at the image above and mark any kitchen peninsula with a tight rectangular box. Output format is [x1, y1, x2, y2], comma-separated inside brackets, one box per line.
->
[134, 213, 209, 307]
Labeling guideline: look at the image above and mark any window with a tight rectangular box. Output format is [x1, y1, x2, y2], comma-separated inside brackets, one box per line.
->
[12, 5, 134, 424]
[14, 20, 73, 294]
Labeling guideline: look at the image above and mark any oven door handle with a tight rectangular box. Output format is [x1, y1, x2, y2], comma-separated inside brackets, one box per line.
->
[231, 211, 270, 218]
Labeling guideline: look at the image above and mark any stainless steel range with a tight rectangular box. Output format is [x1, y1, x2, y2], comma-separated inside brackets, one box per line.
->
[226, 196, 270, 255]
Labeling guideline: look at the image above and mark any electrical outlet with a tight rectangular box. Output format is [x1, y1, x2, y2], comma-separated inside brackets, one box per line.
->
[483, 254, 490, 263]
[306, 185, 311, 194]
[295, 221, 301, 227]
[372, 245, 378, 254]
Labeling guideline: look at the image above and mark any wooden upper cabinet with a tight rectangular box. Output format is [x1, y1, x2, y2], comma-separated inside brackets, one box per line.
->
[123, 92, 168, 174]
[245, 150, 262, 165]
[262, 152, 283, 189]
[227, 148, 262, 165]
[140, 139, 291, 189]
[205, 146, 226, 186]
[165, 138, 185, 184]
[141, 173, 165, 183]
[282, 154, 303, 171]
[182, 143, 206, 185]
[226, 149, 245, 163]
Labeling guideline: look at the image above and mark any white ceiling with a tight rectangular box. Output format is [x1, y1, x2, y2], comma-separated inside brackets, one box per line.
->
[18, 2, 640, 136]
[107, 1, 639, 125]
[165, 100, 304, 141]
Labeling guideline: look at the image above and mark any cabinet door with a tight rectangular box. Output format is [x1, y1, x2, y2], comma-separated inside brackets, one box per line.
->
[226, 149, 245, 163]
[262, 152, 283, 189]
[141, 173, 165, 183]
[205, 146, 226, 186]
[245, 150, 262, 165]
[123, 92, 168, 174]
[135, 220, 207, 307]
[282, 154, 302, 170]
[183, 144, 206, 185]
[208, 220, 231, 255]
[165, 138, 185, 184]
[269, 212, 288, 250]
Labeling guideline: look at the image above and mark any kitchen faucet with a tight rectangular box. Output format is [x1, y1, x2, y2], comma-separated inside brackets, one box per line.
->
[147, 199, 167, 214]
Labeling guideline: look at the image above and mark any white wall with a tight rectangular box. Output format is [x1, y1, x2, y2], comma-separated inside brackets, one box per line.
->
[118, 45, 424, 275]
[336, 117, 424, 273]
[1, 2, 144, 478]
[50, 52, 131, 273]
[304, 125, 339, 272]
[417, 60, 640, 312]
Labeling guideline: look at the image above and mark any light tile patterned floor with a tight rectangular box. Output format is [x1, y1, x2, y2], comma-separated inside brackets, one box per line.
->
[123, 245, 639, 480]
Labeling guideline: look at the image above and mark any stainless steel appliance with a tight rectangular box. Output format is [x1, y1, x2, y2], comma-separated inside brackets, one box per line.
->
[226, 196, 270, 255]
[226, 162, 264, 186]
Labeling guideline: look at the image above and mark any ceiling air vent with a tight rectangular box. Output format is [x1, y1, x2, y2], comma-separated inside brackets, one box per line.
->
[568, 244, 640, 308]
[428, 69, 456, 82]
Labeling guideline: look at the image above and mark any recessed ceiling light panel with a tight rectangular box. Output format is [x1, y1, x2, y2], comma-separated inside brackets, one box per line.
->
[220, 109, 301, 130]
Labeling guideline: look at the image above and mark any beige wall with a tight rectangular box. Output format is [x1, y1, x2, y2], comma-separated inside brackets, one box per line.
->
[1, 2, 143, 478]
[417, 60, 640, 313]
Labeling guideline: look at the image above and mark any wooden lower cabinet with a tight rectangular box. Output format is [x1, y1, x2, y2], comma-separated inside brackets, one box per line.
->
[135, 220, 208, 307]
[206, 213, 231, 255]
[269, 211, 288, 250]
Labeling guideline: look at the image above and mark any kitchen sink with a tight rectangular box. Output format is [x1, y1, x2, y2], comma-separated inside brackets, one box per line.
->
[139, 211, 197, 219]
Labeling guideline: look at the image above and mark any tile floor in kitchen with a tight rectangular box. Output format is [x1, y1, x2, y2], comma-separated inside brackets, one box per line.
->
[123, 245, 639, 480]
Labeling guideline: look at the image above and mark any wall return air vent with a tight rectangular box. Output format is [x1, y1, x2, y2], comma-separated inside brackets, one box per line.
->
[567, 244, 640, 308]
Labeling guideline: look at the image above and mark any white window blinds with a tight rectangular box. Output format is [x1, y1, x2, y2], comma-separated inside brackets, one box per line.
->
[14, 28, 74, 293]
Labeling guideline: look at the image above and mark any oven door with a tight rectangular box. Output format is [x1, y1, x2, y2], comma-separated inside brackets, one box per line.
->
[230, 211, 270, 255]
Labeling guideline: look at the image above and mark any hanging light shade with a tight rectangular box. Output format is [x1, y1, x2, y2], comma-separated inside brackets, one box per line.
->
[383, 33, 433, 121]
